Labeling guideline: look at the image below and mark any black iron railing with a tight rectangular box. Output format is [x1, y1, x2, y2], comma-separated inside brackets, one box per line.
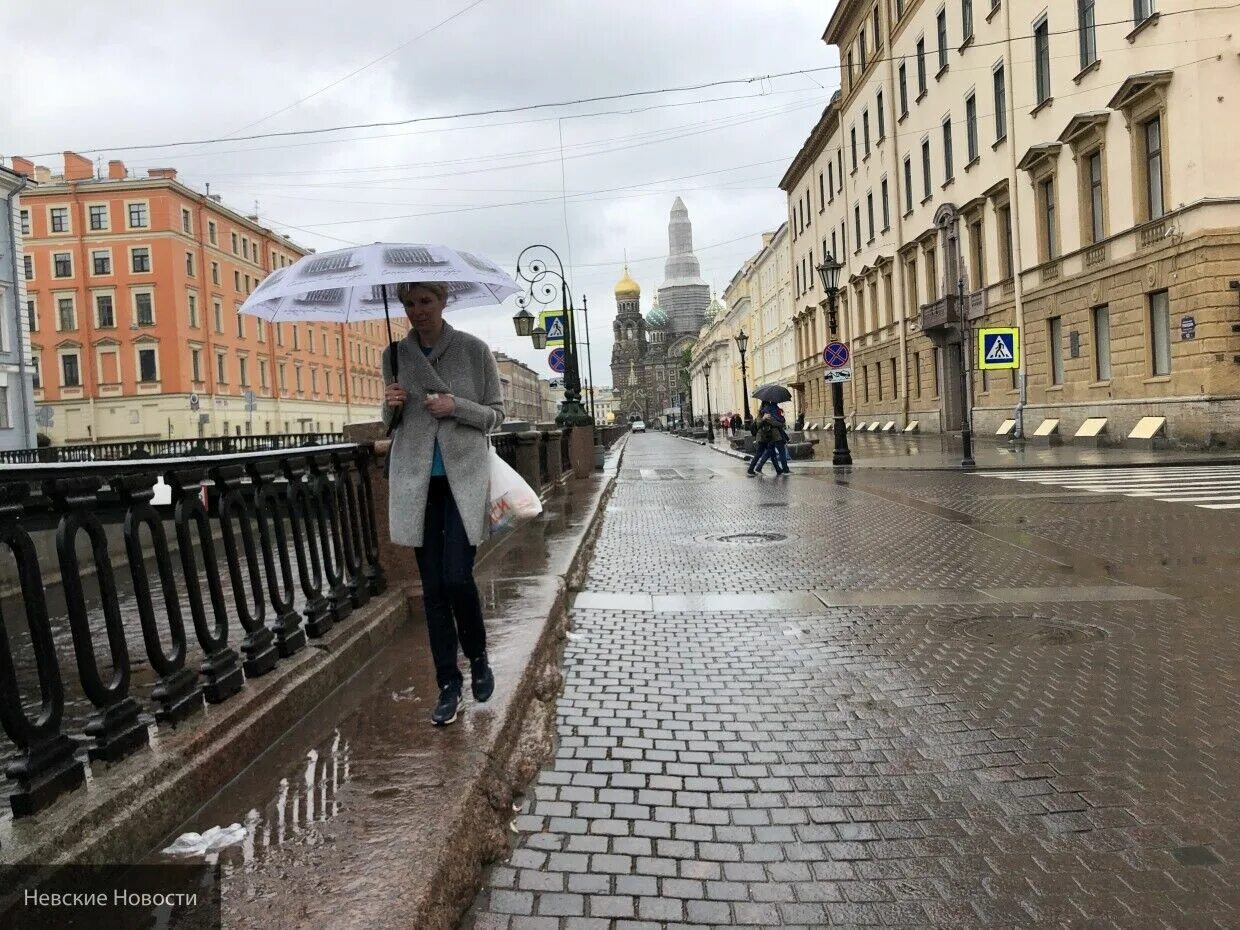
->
[560, 430, 571, 473]
[537, 433, 550, 489]
[2, 433, 345, 465]
[595, 425, 629, 449]
[491, 433, 518, 470]
[0, 443, 383, 817]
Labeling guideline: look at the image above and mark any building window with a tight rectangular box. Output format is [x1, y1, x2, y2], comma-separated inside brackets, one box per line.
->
[903, 157, 914, 212]
[876, 89, 886, 139]
[191, 348, 203, 382]
[1040, 177, 1058, 260]
[24, 254, 33, 280]
[19, 209, 30, 235]
[867, 192, 875, 242]
[942, 118, 954, 181]
[259, 358, 269, 389]
[128, 202, 149, 228]
[1049, 316, 1064, 385]
[57, 298, 76, 331]
[188, 293, 199, 328]
[279, 363, 287, 391]
[1034, 16, 1051, 105]
[234, 270, 241, 291]
[1134, 0, 1155, 25]
[49, 206, 72, 233]
[239, 356, 250, 388]
[217, 353, 228, 384]
[916, 37, 927, 95]
[181, 208, 192, 234]
[257, 320, 266, 343]
[138, 348, 157, 383]
[962, 0, 974, 41]
[89, 204, 108, 230]
[1093, 305, 1112, 380]
[131, 247, 151, 273]
[854, 206, 862, 251]
[92, 250, 111, 275]
[311, 368, 319, 393]
[53, 252, 72, 278]
[1143, 115, 1165, 220]
[135, 293, 155, 326]
[95, 294, 115, 328]
[818, 172, 825, 210]
[231, 232, 239, 254]
[242, 238, 250, 260]
[31, 356, 41, 390]
[863, 111, 871, 156]
[213, 299, 224, 334]
[295, 367, 304, 392]
[837, 150, 844, 191]
[828, 162, 835, 201]
[26, 299, 36, 333]
[970, 218, 985, 287]
[881, 178, 890, 230]
[1079, 0, 1097, 69]
[208, 220, 217, 245]
[860, 29, 868, 70]
[850, 127, 858, 171]
[922, 139, 932, 200]
[965, 94, 978, 162]
[847, 49, 855, 88]
[236, 306, 245, 339]
[1087, 150, 1105, 243]
[186, 252, 195, 277]
[993, 62, 1007, 140]
[936, 9, 949, 72]
[293, 327, 300, 351]
[898, 63, 909, 116]
[62, 354, 81, 388]
[1150, 290, 1171, 375]
[211, 261, 220, 285]
[999, 204, 1014, 277]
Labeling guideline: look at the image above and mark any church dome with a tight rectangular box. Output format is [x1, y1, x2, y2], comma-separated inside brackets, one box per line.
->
[614, 266, 641, 300]
[703, 293, 723, 325]
[645, 300, 668, 329]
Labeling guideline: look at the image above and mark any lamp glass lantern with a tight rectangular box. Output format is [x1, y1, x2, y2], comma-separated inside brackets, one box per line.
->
[512, 306, 535, 337]
[815, 252, 842, 295]
[530, 325, 548, 350]
[734, 330, 748, 355]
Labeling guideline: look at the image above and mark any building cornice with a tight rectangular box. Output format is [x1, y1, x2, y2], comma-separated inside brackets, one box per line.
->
[779, 101, 841, 191]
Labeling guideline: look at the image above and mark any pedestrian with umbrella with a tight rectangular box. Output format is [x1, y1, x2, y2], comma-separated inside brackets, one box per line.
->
[241, 242, 519, 727]
[751, 384, 794, 476]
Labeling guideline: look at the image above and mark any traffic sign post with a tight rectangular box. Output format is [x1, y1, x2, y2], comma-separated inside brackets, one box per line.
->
[978, 327, 1020, 370]
[548, 347, 567, 374]
[823, 340, 853, 383]
[539, 311, 567, 347]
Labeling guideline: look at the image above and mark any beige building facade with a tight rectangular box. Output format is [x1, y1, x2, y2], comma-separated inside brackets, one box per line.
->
[494, 352, 544, 423]
[784, 0, 1240, 446]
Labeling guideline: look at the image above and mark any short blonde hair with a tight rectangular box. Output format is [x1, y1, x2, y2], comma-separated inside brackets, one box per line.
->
[396, 281, 449, 302]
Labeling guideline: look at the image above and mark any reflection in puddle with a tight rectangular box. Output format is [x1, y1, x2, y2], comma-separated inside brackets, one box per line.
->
[158, 728, 352, 873]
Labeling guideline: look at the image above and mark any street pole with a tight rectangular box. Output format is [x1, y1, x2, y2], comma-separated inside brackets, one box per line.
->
[827, 290, 853, 467]
[958, 263, 976, 468]
[736, 331, 752, 425]
[581, 293, 597, 422]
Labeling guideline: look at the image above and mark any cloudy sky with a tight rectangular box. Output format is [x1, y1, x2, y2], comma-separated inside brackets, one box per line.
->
[5, 0, 839, 387]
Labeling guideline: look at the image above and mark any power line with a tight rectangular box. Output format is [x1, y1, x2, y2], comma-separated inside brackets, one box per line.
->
[15, 1, 1231, 160]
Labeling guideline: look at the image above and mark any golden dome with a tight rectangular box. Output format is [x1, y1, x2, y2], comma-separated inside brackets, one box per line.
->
[614, 265, 641, 299]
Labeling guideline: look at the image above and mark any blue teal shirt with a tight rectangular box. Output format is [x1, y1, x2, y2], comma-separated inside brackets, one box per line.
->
[423, 345, 447, 477]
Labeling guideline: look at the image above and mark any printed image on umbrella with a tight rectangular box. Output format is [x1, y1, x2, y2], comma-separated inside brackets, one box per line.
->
[752, 383, 793, 404]
[383, 245, 450, 270]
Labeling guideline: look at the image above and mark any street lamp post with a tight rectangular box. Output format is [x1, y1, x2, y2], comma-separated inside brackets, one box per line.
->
[735, 330, 752, 425]
[816, 253, 853, 467]
[957, 266, 976, 468]
[704, 362, 715, 444]
[511, 245, 592, 427]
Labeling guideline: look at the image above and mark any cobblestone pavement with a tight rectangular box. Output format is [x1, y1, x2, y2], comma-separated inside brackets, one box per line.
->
[464, 434, 1239, 929]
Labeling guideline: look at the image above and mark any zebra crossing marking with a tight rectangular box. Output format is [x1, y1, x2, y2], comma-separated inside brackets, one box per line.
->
[976, 465, 1240, 512]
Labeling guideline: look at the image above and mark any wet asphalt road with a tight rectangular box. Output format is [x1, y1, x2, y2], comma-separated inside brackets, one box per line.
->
[464, 432, 1239, 929]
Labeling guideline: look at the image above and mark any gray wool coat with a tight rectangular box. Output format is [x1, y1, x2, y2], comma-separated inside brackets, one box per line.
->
[381, 322, 505, 548]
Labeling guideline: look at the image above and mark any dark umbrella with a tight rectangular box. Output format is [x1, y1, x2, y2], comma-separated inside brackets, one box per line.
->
[752, 383, 792, 404]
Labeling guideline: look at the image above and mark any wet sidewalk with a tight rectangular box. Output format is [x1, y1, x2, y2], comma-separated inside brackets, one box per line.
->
[464, 433, 1239, 928]
[695, 429, 1240, 471]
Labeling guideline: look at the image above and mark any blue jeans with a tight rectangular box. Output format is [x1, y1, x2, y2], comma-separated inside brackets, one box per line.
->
[414, 477, 487, 689]
[778, 441, 790, 470]
[748, 443, 785, 474]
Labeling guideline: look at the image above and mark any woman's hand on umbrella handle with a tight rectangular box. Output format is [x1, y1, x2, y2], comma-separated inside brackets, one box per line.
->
[385, 384, 407, 409]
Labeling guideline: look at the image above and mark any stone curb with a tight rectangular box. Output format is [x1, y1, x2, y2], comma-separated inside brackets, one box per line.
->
[0, 587, 412, 876]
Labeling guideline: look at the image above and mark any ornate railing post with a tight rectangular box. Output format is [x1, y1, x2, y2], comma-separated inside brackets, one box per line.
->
[281, 457, 333, 636]
[246, 459, 307, 658]
[0, 483, 85, 816]
[167, 467, 244, 703]
[115, 474, 203, 725]
[210, 464, 279, 679]
[331, 451, 369, 609]
[307, 455, 351, 623]
[352, 445, 386, 595]
[47, 476, 149, 764]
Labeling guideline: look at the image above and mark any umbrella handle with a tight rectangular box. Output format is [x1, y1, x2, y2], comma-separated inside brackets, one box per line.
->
[383, 284, 398, 381]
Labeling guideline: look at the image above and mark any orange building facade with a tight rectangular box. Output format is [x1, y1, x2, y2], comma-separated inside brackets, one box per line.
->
[14, 152, 404, 443]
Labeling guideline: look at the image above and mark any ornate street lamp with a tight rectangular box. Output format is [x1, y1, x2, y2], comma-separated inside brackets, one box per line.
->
[530, 325, 548, 350]
[735, 330, 751, 425]
[815, 252, 852, 467]
[513, 245, 592, 427]
[704, 361, 715, 444]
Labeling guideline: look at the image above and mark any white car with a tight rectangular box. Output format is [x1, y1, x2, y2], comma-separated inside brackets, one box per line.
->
[631, 420, 646, 433]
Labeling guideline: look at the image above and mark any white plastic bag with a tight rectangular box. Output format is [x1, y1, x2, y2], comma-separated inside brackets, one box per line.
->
[488, 447, 542, 532]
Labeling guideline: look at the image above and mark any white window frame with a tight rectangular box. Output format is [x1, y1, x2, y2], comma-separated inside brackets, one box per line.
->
[47, 205, 72, 235]
[126, 199, 151, 230]
[90, 248, 113, 277]
[133, 288, 156, 327]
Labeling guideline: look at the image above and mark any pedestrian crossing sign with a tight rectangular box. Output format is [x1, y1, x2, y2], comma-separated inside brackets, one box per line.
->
[978, 327, 1020, 370]
[539, 311, 566, 346]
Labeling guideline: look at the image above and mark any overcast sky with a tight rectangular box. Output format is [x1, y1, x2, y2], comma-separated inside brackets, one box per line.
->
[5, 0, 839, 387]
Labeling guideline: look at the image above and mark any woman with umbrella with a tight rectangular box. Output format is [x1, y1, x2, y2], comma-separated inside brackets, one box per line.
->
[751, 384, 794, 476]
[241, 243, 518, 728]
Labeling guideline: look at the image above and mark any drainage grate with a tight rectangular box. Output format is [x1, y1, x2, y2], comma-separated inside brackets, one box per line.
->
[931, 615, 1107, 645]
[693, 531, 792, 545]
[758, 502, 789, 508]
